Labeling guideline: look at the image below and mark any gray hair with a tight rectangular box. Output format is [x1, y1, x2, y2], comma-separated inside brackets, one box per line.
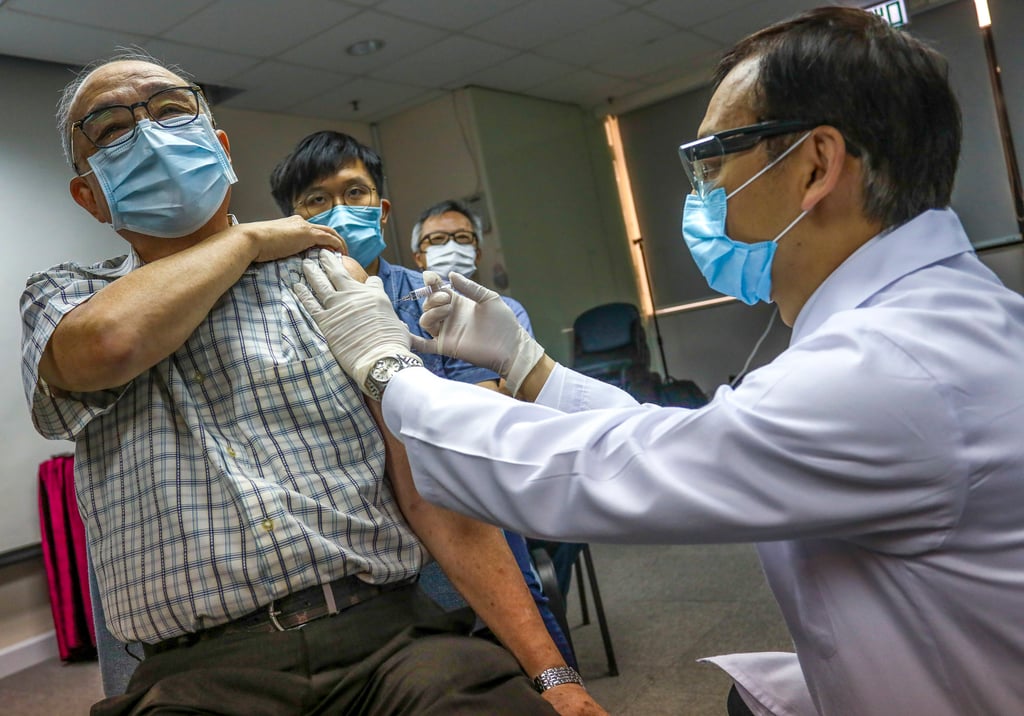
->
[57, 48, 195, 169]
[410, 199, 484, 254]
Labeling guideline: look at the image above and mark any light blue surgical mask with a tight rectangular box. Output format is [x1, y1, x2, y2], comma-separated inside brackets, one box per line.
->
[85, 114, 237, 238]
[307, 205, 385, 269]
[681, 132, 811, 305]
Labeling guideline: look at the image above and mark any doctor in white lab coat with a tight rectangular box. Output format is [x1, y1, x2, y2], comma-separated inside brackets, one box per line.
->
[293, 7, 1024, 716]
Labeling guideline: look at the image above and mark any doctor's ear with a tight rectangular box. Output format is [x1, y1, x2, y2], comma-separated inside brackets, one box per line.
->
[380, 198, 391, 223]
[799, 125, 847, 213]
[69, 175, 109, 224]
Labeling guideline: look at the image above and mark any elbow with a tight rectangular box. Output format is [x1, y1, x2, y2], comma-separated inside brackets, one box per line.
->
[46, 324, 147, 392]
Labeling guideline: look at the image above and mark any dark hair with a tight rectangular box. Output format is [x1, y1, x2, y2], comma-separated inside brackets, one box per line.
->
[410, 199, 484, 253]
[715, 6, 961, 228]
[269, 131, 385, 216]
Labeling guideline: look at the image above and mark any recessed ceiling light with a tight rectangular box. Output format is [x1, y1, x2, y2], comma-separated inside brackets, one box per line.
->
[346, 39, 385, 57]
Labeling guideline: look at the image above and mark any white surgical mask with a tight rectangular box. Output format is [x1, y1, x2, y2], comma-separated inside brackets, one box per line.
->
[425, 242, 477, 278]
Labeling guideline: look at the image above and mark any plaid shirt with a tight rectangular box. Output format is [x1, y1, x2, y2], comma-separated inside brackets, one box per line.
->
[21, 247, 424, 643]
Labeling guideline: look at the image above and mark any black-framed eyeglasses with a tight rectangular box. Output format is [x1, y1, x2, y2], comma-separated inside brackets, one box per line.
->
[294, 184, 378, 218]
[71, 85, 207, 171]
[678, 120, 817, 198]
[418, 230, 478, 252]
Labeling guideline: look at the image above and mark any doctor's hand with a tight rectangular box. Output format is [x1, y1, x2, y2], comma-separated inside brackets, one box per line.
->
[412, 271, 544, 397]
[293, 249, 416, 396]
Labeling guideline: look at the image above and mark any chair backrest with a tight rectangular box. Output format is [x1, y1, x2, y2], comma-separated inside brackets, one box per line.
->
[571, 303, 649, 385]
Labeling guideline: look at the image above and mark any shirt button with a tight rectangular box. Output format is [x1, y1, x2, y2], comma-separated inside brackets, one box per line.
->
[261, 518, 274, 532]
[193, 371, 205, 384]
[227, 446, 237, 458]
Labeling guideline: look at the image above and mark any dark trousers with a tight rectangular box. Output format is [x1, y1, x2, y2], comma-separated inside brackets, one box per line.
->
[92, 586, 556, 716]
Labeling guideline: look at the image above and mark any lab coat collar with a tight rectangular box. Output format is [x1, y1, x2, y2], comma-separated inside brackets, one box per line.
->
[791, 208, 973, 344]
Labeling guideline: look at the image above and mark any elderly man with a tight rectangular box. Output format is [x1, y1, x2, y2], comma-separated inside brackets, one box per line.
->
[295, 7, 1024, 716]
[21, 52, 600, 715]
[409, 198, 530, 327]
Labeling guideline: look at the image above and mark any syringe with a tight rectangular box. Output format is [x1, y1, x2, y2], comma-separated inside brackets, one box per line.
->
[397, 281, 452, 302]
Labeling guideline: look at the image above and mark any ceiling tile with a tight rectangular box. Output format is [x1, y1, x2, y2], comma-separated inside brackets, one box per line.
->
[140, 39, 261, 84]
[590, 28, 719, 79]
[370, 35, 516, 88]
[528, 68, 645, 108]
[0, 9, 147, 68]
[6, 0, 208, 35]
[639, 55, 718, 88]
[692, 0, 822, 44]
[289, 76, 428, 120]
[159, 0, 360, 58]
[464, 0, 625, 50]
[376, 0, 525, 31]
[643, 0, 760, 28]
[218, 60, 351, 112]
[278, 9, 446, 74]
[534, 9, 674, 66]
[361, 88, 446, 122]
[453, 53, 575, 94]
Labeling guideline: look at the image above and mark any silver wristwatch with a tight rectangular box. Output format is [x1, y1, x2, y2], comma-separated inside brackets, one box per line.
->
[532, 665, 584, 693]
[363, 353, 423, 401]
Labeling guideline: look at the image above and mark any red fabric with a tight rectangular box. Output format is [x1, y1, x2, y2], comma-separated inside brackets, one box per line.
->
[38, 455, 96, 661]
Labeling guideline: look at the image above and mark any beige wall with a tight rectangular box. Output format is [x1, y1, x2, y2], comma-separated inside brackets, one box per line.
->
[470, 87, 637, 363]
[216, 107, 372, 223]
[376, 90, 503, 285]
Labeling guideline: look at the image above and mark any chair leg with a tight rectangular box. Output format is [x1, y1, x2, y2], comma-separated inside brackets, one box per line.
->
[575, 556, 590, 625]
[581, 545, 619, 677]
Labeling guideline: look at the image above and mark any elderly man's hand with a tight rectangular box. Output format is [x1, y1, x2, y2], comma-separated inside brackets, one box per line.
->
[542, 684, 609, 716]
[233, 215, 348, 262]
[412, 271, 545, 397]
[293, 249, 415, 396]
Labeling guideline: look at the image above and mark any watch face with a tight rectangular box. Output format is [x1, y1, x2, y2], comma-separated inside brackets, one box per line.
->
[370, 356, 401, 382]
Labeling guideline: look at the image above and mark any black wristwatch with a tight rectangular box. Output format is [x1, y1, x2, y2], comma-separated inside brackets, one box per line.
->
[533, 666, 584, 693]
[364, 353, 423, 401]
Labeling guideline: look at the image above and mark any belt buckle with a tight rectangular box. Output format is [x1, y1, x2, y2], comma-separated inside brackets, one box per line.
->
[267, 583, 340, 631]
[267, 600, 287, 631]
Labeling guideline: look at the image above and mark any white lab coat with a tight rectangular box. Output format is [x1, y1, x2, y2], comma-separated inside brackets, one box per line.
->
[383, 209, 1024, 715]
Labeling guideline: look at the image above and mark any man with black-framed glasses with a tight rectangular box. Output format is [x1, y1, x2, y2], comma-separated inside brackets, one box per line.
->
[292, 7, 1024, 716]
[270, 138, 580, 672]
[21, 54, 601, 716]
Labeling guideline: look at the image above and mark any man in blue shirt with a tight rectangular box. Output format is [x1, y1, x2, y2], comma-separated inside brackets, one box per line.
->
[269, 132, 575, 667]
[410, 198, 586, 599]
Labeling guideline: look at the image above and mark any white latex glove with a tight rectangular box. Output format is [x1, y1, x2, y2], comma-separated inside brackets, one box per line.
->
[412, 271, 545, 397]
[293, 249, 415, 396]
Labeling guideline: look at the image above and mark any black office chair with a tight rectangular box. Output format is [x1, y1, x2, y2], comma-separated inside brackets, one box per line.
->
[572, 302, 659, 402]
[573, 301, 708, 407]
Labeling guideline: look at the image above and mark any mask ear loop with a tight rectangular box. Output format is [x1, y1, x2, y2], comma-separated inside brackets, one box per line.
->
[726, 130, 813, 200]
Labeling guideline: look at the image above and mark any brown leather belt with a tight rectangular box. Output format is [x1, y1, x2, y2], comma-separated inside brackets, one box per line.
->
[143, 575, 416, 657]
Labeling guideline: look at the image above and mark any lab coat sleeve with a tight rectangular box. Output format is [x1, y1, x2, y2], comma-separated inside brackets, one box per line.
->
[383, 330, 966, 548]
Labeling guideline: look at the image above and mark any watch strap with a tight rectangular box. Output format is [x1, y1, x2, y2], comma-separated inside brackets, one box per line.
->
[532, 665, 584, 693]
